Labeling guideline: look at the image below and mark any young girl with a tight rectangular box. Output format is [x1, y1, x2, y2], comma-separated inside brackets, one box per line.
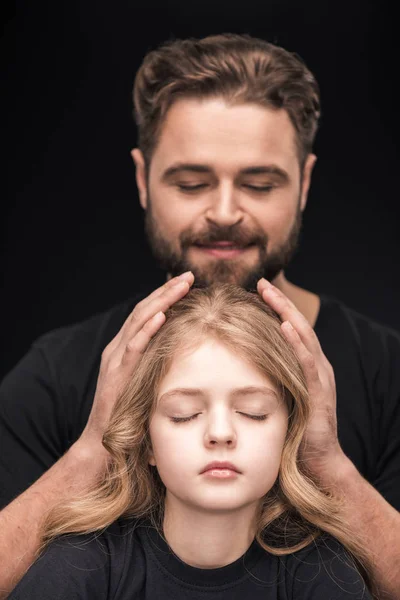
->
[9, 285, 375, 599]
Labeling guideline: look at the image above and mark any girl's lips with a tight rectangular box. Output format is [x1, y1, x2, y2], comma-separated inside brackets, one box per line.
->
[200, 461, 241, 474]
[202, 468, 239, 479]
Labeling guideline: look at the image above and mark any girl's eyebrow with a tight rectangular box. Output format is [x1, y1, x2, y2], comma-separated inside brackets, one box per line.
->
[158, 388, 206, 403]
[158, 386, 278, 404]
[231, 386, 279, 400]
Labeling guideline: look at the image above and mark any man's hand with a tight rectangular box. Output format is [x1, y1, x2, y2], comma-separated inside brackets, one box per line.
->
[0, 272, 195, 598]
[257, 278, 346, 479]
[78, 271, 195, 450]
[258, 277, 400, 599]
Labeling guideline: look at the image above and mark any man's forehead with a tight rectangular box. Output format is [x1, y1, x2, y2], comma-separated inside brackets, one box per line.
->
[151, 97, 298, 174]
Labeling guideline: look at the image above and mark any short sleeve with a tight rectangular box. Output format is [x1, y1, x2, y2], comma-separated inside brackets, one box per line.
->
[8, 534, 110, 600]
[287, 536, 373, 599]
[0, 342, 67, 508]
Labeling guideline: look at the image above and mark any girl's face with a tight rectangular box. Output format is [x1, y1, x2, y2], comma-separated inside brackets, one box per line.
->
[149, 338, 289, 515]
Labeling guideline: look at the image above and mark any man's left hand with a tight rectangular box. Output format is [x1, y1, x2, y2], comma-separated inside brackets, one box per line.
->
[257, 278, 348, 481]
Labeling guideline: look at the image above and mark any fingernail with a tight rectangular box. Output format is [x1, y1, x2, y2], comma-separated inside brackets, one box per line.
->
[261, 278, 273, 289]
[263, 285, 277, 296]
[177, 271, 192, 280]
[172, 280, 189, 289]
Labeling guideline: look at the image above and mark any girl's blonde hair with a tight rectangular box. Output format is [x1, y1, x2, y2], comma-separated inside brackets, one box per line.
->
[39, 284, 377, 596]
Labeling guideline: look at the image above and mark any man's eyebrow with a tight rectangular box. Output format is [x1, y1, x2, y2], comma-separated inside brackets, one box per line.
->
[240, 165, 289, 183]
[158, 385, 278, 403]
[161, 164, 212, 180]
[160, 163, 289, 182]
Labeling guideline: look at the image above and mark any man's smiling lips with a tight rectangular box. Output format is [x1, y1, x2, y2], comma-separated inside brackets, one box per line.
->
[193, 241, 255, 259]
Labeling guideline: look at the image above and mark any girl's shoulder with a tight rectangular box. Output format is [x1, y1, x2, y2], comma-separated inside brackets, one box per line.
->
[282, 534, 372, 599]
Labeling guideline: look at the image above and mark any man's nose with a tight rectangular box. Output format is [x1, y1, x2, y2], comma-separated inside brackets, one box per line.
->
[205, 183, 243, 228]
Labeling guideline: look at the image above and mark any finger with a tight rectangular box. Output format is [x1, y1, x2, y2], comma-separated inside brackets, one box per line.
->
[123, 271, 194, 331]
[121, 310, 166, 367]
[131, 273, 194, 322]
[259, 281, 321, 356]
[281, 321, 321, 393]
[131, 279, 192, 329]
[257, 278, 298, 311]
[116, 279, 191, 355]
[111, 274, 194, 354]
[256, 278, 295, 304]
[138, 271, 194, 305]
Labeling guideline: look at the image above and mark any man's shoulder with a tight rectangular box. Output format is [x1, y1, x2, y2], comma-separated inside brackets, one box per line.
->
[317, 294, 400, 348]
[9, 518, 146, 600]
[316, 295, 400, 399]
[32, 294, 145, 363]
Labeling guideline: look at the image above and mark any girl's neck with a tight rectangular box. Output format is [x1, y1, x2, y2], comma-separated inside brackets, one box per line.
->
[162, 496, 259, 569]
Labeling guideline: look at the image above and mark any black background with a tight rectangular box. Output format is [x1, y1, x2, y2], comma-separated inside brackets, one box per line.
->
[2, 0, 399, 380]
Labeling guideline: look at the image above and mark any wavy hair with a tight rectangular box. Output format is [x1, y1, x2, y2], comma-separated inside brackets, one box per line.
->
[133, 33, 321, 170]
[38, 284, 377, 597]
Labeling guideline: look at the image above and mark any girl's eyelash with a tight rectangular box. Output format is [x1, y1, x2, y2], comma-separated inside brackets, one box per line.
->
[170, 414, 200, 423]
[170, 413, 268, 423]
[241, 413, 268, 421]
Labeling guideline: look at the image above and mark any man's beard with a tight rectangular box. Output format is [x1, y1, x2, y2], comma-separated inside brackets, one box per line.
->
[144, 203, 302, 291]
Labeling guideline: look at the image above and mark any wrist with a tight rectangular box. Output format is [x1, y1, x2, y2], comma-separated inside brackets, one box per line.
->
[67, 437, 110, 474]
[310, 449, 357, 489]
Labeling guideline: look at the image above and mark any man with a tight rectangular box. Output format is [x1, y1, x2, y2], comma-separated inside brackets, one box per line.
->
[1, 33, 399, 598]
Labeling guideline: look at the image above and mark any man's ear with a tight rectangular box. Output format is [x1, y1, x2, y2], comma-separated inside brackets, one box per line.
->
[131, 148, 148, 210]
[300, 153, 317, 212]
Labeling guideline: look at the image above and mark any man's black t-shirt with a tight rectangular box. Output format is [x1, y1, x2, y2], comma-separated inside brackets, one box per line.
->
[0, 293, 400, 510]
[8, 519, 372, 599]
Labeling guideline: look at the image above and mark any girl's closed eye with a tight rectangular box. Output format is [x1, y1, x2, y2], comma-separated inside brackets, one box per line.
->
[170, 413, 202, 423]
[239, 413, 269, 421]
[169, 412, 269, 423]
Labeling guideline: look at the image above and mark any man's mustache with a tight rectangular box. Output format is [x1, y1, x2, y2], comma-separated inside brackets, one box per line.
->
[180, 225, 268, 248]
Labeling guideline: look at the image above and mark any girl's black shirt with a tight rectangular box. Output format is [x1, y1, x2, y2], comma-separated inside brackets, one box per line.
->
[9, 519, 372, 599]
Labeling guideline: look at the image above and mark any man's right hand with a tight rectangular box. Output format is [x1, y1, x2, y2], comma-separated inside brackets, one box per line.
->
[0, 273, 195, 598]
[77, 271, 194, 451]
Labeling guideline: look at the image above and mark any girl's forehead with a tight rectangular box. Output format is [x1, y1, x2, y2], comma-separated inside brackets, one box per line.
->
[157, 338, 280, 396]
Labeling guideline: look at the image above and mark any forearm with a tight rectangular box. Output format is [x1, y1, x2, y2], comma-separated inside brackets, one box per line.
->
[0, 442, 108, 598]
[324, 455, 400, 600]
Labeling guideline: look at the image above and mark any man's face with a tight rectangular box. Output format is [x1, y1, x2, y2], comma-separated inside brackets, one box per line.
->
[133, 98, 315, 289]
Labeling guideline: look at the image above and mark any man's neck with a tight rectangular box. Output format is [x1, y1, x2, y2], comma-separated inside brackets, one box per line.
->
[272, 273, 320, 328]
[163, 496, 258, 569]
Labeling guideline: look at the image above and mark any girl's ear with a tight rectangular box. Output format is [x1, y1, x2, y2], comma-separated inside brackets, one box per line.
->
[148, 447, 157, 466]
